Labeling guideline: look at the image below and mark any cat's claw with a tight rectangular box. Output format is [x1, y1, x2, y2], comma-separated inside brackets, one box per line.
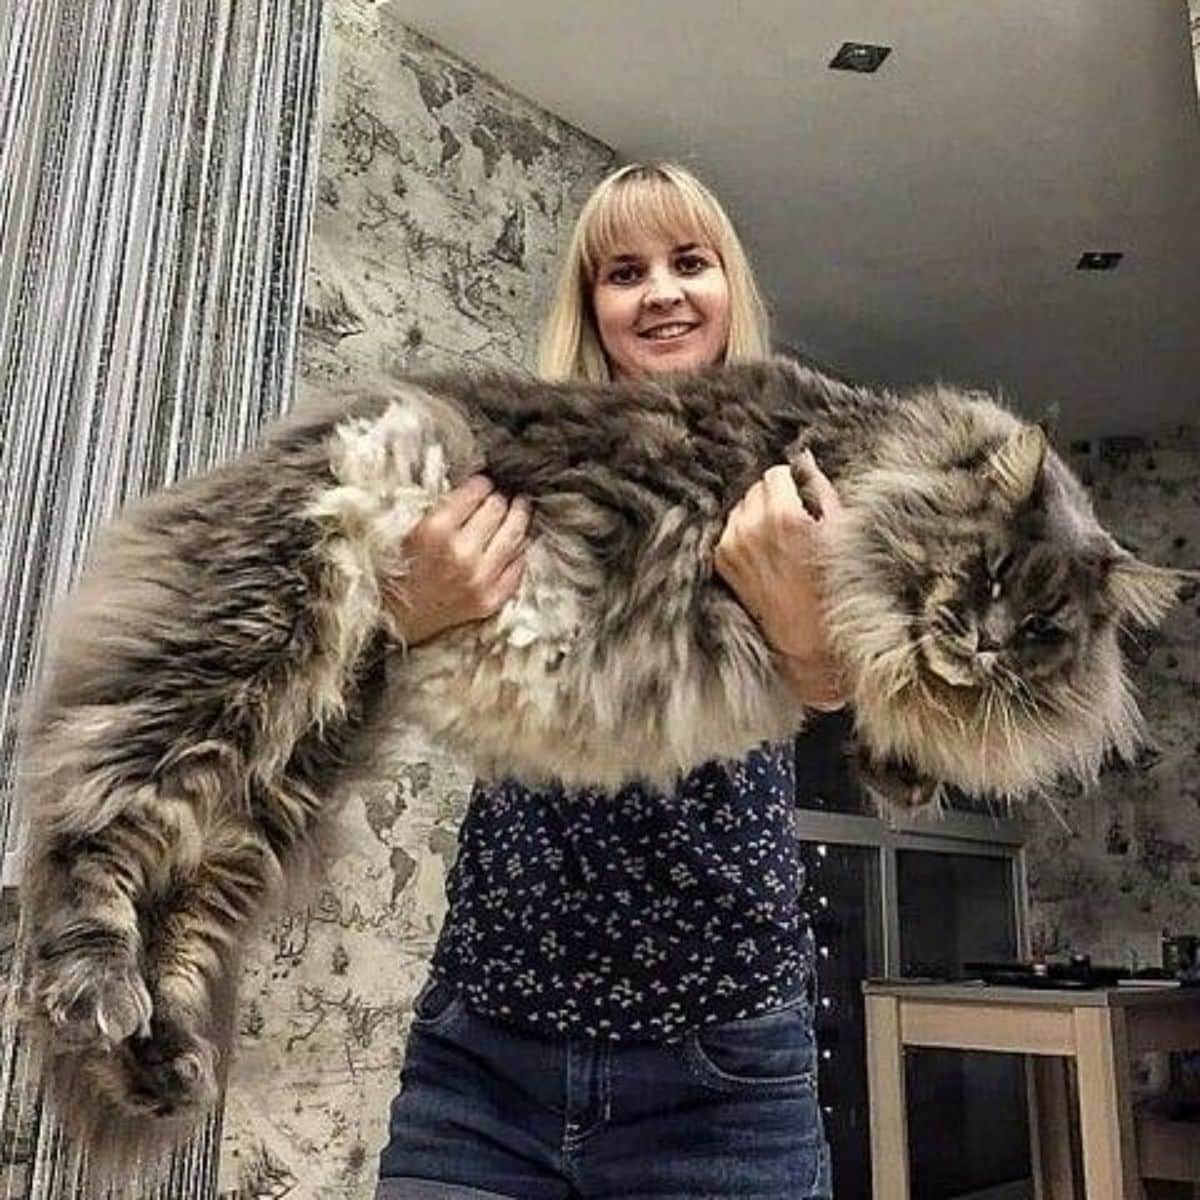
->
[34, 954, 153, 1050]
[122, 1023, 218, 1117]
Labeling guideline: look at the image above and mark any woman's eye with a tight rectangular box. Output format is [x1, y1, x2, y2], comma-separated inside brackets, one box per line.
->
[606, 263, 641, 285]
[675, 254, 709, 275]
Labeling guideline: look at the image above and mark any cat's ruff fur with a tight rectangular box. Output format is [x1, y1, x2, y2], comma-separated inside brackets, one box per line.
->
[17, 358, 1182, 1169]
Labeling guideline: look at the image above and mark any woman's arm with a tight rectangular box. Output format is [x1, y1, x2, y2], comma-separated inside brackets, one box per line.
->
[714, 453, 847, 710]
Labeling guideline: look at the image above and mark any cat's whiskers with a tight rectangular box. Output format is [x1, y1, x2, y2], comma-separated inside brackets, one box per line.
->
[1005, 677, 1064, 754]
[1038, 790, 1076, 835]
[996, 664, 1039, 716]
[867, 638, 924, 699]
[997, 695, 1024, 766]
[1048, 681, 1094, 722]
[917, 676, 960, 725]
[977, 683, 995, 746]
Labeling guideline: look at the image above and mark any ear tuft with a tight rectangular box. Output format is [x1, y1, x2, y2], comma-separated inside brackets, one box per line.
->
[986, 424, 1047, 506]
[1036, 402, 1060, 440]
[1106, 556, 1190, 626]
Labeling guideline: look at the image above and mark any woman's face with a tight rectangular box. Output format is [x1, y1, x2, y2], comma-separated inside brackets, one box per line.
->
[591, 231, 731, 380]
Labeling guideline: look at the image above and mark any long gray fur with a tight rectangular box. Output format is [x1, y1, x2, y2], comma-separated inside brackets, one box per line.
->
[17, 358, 1184, 1169]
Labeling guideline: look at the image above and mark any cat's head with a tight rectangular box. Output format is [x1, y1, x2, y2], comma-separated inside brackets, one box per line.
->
[826, 390, 1186, 799]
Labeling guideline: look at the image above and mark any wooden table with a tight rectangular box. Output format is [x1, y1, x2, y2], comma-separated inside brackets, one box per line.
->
[863, 980, 1200, 1200]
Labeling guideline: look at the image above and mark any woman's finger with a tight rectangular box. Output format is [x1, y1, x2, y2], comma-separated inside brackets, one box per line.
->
[435, 475, 496, 529]
[715, 506, 743, 571]
[791, 452, 841, 521]
[480, 497, 531, 574]
[762, 463, 807, 519]
[455, 492, 511, 557]
[738, 477, 766, 529]
[488, 553, 526, 609]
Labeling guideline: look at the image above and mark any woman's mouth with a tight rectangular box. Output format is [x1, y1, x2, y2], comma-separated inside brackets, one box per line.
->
[638, 322, 698, 341]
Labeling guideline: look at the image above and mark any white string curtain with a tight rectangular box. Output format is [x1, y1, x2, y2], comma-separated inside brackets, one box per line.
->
[0, 0, 325, 1192]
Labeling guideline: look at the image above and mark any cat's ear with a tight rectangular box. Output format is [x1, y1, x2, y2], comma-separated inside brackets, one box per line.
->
[986, 424, 1047, 506]
[1036, 402, 1060, 441]
[1104, 551, 1189, 626]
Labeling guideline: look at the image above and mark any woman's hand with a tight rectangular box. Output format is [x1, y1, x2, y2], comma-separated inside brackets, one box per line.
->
[381, 475, 531, 647]
[714, 452, 847, 710]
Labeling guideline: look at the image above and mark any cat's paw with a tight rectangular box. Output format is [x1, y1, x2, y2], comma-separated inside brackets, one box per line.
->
[855, 751, 945, 815]
[32, 944, 152, 1050]
[121, 1021, 219, 1117]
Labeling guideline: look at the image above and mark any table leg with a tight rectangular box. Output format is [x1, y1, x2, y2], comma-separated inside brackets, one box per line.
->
[1074, 1005, 1143, 1200]
[866, 993, 910, 1200]
[1028, 1055, 1081, 1199]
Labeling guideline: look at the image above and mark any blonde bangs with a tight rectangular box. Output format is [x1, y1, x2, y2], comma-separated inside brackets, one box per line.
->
[580, 171, 727, 281]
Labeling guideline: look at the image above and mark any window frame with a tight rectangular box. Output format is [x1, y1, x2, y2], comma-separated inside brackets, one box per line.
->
[791, 805, 1029, 977]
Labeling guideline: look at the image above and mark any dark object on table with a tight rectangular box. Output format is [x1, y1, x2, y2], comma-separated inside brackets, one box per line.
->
[1163, 933, 1200, 978]
[963, 957, 1124, 989]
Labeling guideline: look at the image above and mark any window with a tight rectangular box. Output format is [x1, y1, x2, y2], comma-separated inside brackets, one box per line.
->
[794, 717, 1030, 1200]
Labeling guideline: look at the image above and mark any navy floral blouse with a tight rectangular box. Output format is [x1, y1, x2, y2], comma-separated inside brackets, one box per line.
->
[430, 742, 814, 1041]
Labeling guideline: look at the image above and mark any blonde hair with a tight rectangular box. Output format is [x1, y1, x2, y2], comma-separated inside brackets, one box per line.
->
[537, 162, 771, 382]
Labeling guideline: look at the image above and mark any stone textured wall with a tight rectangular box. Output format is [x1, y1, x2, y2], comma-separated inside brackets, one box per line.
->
[1024, 432, 1200, 969]
[216, 7, 611, 1197]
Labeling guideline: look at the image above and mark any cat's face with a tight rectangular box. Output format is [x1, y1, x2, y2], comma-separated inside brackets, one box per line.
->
[921, 545, 1092, 691]
[863, 418, 1176, 701]
[917, 453, 1109, 691]
[823, 390, 1183, 798]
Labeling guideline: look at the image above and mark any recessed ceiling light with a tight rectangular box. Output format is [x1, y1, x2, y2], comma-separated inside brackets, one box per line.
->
[1076, 251, 1124, 271]
[829, 42, 892, 73]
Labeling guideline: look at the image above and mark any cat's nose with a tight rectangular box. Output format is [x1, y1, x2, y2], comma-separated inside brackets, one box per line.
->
[976, 632, 1005, 652]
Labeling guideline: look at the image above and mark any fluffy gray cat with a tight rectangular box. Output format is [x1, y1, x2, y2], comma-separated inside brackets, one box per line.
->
[17, 358, 1184, 1164]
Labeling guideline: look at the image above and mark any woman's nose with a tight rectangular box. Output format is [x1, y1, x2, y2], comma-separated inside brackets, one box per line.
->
[643, 268, 683, 309]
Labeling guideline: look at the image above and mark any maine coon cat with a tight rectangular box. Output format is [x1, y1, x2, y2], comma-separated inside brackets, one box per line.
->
[18, 358, 1183, 1165]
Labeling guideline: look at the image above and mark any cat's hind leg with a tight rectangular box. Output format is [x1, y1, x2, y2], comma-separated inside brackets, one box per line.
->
[25, 785, 178, 1053]
[115, 818, 285, 1117]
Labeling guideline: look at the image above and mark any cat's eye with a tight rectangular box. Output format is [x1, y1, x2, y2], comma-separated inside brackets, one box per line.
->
[1021, 613, 1065, 642]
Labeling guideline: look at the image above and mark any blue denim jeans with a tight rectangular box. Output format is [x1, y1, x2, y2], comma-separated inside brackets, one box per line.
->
[376, 978, 832, 1200]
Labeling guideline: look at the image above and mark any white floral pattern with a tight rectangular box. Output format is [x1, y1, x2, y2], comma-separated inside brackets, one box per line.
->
[431, 745, 815, 1041]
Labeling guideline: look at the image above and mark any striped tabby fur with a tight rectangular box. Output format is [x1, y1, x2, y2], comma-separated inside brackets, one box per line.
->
[18, 358, 1183, 1165]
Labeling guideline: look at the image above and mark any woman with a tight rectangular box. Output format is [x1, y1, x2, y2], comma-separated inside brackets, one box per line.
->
[376, 162, 839, 1199]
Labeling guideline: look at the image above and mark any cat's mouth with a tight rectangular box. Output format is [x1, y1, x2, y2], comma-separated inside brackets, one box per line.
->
[918, 630, 1005, 691]
[916, 604, 1003, 690]
[920, 645, 984, 689]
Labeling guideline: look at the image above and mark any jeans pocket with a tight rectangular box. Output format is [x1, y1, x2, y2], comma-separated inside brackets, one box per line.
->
[684, 994, 818, 1092]
[410, 977, 465, 1034]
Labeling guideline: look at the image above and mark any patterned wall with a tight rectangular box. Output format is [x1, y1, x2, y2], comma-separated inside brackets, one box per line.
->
[216, 9, 612, 1197]
[1024, 430, 1200, 969]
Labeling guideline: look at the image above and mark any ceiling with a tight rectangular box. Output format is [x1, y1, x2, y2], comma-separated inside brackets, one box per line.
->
[392, 1, 1200, 440]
